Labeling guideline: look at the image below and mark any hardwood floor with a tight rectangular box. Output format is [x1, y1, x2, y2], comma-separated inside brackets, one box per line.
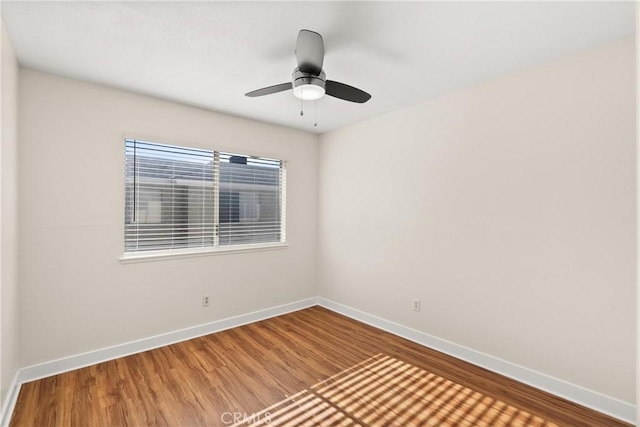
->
[10, 306, 630, 426]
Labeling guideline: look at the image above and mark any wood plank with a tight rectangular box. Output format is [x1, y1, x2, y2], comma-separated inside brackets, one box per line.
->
[9, 306, 631, 426]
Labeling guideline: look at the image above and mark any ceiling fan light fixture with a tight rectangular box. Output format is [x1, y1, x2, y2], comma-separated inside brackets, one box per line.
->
[293, 83, 325, 100]
[292, 68, 326, 101]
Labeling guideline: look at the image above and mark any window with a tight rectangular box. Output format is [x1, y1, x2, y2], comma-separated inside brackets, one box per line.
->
[124, 139, 286, 255]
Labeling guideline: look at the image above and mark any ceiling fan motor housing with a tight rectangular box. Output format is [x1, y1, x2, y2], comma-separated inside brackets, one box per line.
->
[292, 68, 326, 100]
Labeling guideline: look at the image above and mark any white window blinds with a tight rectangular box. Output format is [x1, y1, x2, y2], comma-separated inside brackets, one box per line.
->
[218, 152, 284, 246]
[124, 139, 286, 254]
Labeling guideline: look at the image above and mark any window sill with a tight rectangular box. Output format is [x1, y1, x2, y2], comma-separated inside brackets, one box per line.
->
[119, 242, 288, 264]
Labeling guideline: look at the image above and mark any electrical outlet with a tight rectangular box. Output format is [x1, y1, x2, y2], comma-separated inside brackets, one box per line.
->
[413, 299, 421, 312]
[202, 295, 210, 307]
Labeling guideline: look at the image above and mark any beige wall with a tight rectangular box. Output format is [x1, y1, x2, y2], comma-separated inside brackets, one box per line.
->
[0, 18, 19, 406]
[318, 38, 636, 403]
[18, 69, 318, 366]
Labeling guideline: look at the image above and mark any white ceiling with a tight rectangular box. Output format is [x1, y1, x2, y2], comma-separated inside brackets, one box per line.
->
[1, 1, 635, 134]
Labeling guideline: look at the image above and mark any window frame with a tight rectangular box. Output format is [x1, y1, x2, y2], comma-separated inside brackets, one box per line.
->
[120, 138, 288, 263]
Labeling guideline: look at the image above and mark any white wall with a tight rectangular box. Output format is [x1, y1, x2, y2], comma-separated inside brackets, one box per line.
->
[18, 69, 318, 367]
[318, 38, 636, 404]
[0, 18, 19, 407]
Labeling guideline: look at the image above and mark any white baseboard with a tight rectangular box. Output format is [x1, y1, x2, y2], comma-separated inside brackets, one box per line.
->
[317, 297, 635, 425]
[1, 371, 21, 427]
[17, 297, 317, 385]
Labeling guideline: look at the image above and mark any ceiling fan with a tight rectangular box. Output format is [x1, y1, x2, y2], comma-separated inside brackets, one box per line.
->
[245, 30, 371, 104]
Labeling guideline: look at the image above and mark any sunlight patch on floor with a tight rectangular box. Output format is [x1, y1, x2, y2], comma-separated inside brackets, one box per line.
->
[233, 354, 559, 427]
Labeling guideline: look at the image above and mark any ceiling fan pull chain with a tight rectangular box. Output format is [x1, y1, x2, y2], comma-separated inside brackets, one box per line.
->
[300, 85, 304, 116]
[314, 100, 318, 127]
